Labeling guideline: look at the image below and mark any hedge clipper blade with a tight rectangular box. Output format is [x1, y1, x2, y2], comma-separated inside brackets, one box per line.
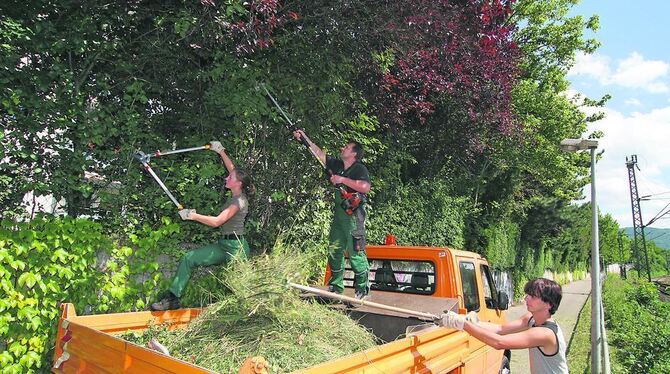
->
[134, 144, 211, 210]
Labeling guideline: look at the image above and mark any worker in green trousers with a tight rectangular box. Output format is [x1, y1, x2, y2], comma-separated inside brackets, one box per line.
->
[151, 141, 254, 311]
[293, 129, 371, 300]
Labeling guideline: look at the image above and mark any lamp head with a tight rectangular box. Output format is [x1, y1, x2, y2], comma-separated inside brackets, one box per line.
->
[560, 138, 598, 152]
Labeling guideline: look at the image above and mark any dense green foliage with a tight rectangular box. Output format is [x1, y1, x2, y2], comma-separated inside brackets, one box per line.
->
[0, 216, 180, 372]
[1, 0, 602, 257]
[603, 276, 670, 373]
[0, 0, 632, 371]
[367, 179, 470, 248]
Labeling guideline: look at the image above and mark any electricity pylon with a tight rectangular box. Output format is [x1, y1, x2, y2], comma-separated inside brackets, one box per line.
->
[626, 155, 651, 281]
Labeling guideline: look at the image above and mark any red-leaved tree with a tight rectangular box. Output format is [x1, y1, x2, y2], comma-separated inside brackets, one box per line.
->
[378, 0, 520, 138]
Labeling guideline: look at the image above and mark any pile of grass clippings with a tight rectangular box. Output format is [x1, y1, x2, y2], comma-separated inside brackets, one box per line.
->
[128, 239, 378, 373]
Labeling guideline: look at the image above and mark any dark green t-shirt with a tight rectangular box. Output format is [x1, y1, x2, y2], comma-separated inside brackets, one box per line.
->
[326, 156, 369, 236]
[326, 156, 370, 187]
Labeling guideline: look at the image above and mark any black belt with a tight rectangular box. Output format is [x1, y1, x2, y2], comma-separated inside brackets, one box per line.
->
[222, 234, 243, 240]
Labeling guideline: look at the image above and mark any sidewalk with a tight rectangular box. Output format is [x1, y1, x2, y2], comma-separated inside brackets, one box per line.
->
[507, 277, 591, 374]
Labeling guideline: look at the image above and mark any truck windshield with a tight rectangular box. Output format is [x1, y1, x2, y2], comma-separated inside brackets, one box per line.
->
[343, 259, 436, 295]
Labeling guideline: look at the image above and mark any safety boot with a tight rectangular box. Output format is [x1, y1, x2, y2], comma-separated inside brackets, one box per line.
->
[355, 289, 369, 301]
[150, 292, 181, 311]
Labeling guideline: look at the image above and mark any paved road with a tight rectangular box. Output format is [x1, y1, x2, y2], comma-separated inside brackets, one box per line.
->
[507, 277, 592, 374]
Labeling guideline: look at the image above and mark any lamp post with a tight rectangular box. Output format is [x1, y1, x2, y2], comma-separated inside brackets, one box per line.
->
[560, 138, 601, 373]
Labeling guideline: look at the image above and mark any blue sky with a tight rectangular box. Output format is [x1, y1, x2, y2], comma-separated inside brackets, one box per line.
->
[567, 0, 670, 228]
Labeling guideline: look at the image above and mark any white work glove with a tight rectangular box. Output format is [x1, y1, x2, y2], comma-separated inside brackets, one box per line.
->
[438, 311, 466, 330]
[209, 141, 224, 153]
[178, 209, 195, 220]
[465, 311, 479, 325]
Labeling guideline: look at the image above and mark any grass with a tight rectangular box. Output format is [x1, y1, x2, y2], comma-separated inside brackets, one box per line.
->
[567, 277, 636, 374]
[123, 238, 378, 373]
[566, 294, 591, 374]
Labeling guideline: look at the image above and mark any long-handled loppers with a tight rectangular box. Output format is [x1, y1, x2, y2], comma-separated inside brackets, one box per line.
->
[134, 143, 213, 210]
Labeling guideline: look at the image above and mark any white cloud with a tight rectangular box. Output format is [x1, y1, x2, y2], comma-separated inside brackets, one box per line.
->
[611, 52, 669, 92]
[624, 98, 641, 106]
[569, 52, 670, 93]
[569, 52, 611, 82]
[579, 105, 670, 228]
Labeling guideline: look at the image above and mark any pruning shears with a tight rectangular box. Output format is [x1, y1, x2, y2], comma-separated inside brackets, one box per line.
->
[260, 83, 364, 215]
[134, 144, 213, 210]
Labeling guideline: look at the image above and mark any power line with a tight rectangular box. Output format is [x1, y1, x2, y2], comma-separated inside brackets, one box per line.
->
[647, 203, 670, 227]
[640, 190, 670, 199]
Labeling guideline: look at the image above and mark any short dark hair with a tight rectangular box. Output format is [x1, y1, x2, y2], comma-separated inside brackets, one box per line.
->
[524, 278, 562, 315]
[349, 140, 364, 162]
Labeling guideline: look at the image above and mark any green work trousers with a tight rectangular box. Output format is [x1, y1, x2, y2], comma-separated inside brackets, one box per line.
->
[328, 212, 369, 294]
[168, 237, 249, 298]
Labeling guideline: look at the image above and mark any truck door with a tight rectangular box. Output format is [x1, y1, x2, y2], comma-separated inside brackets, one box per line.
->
[479, 264, 500, 315]
[480, 263, 506, 373]
[456, 260, 487, 373]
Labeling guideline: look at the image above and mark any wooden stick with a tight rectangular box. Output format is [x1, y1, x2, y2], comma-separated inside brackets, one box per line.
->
[289, 282, 439, 320]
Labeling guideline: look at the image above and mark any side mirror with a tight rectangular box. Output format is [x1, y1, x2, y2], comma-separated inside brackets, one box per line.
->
[497, 291, 509, 310]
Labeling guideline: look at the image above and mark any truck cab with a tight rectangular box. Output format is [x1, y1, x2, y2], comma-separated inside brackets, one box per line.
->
[321, 238, 511, 372]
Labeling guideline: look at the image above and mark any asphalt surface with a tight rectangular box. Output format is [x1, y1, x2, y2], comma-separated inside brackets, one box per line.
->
[506, 277, 592, 374]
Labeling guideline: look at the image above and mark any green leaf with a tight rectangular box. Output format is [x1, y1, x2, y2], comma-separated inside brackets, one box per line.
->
[110, 286, 125, 299]
[51, 249, 68, 263]
[0, 350, 12, 367]
[17, 272, 38, 289]
[9, 259, 26, 271]
[8, 341, 27, 358]
[17, 306, 36, 320]
[18, 350, 41, 368]
[0, 278, 12, 292]
[59, 267, 74, 280]
[122, 246, 132, 256]
[37, 279, 47, 293]
[28, 316, 42, 331]
[2, 363, 23, 374]
[15, 244, 28, 255]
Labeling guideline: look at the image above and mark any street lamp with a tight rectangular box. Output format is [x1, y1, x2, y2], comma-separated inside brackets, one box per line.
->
[560, 138, 603, 373]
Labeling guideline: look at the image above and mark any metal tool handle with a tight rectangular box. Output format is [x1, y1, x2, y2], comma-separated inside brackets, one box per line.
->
[134, 144, 214, 210]
[134, 151, 183, 210]
[289, 282, 439, 320]
[260, 84, 298, 130]
[153, 145, 209, 158]
[260, 84, 327, 169]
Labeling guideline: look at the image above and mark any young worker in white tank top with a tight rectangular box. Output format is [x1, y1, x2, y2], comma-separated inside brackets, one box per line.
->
[440, 277, 568, 374]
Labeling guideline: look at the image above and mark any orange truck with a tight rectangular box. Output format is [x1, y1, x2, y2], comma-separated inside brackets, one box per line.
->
[52, 240, 511, 373]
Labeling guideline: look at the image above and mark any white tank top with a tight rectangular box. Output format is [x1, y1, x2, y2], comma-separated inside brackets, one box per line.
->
[528, 317, 569, 374]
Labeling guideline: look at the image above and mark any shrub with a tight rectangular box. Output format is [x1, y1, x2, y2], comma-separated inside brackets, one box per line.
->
[0, 215, 179, 373]
[603, 276, 670, 373]
[367, 179, 470, 248]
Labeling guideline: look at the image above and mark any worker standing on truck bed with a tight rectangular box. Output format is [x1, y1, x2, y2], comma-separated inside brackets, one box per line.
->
[292, 129, 371, 300]
[151, 141, 254, 311]
[440, 278, 568, 374]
